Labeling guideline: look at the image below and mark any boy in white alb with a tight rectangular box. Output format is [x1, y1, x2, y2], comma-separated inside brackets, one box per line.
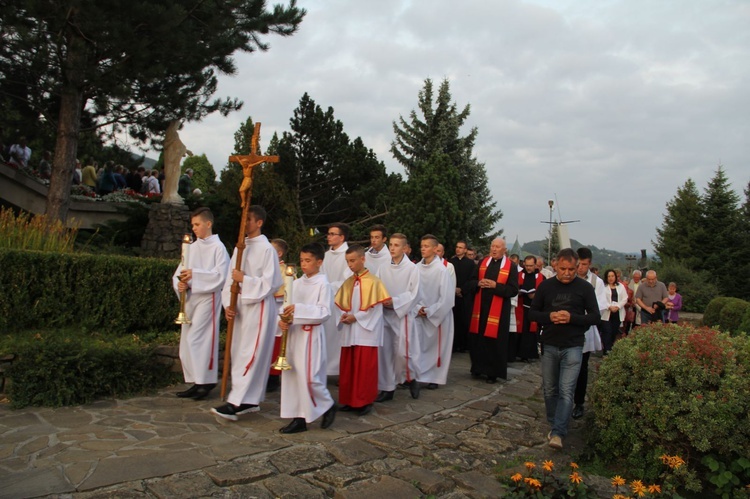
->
[321, 222, 353, 376]
[173, 208, 230, 401]
[375, 233, 421, 401]
[212, 205, 282, 421]
[277, 243, 337, 433]
[267, 238, 291, 394]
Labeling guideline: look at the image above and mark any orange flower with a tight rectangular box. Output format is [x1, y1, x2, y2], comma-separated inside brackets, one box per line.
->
[542, 460, 554, 472]
[524, 477, 542, 489]
[630, 479, 647, 497]
[613, 495, 629, 499]
[569, 471, 583, 484]
[611, 475, 626, 487]
[668, 456, 685, 469]
[648, 484, 662, 494]
[524, 461, 536, 470]
[511, 473, 523, 483]
[569, 462, 579, 469]
[660, 454, 670, 465]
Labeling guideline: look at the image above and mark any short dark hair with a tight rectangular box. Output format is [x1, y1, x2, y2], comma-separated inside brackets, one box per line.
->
[456, 240, 467, 247]
[603, 269, 617, 282]
[191, 207, 214, 223]
[300, 242, 325, 261]
[420, 234, 439, 246]
[524, 255, 537, 264]
[369, 224, 387, 238]
[247, 205, 267, 223]
[271, 238, 288, 256]
[510, 253, 520, 260]
[577, 247, 593, 261]
[557, 248, 579, 264]
[329, 222, 350, 240]
[345, 243, 365, 257]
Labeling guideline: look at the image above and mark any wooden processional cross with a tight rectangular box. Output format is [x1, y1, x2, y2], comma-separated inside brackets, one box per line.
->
[221, 122, 280, 400]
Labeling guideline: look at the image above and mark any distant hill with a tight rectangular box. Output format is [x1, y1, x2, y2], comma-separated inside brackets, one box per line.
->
[521, 239, 649, 271]
[131, 153, 157, 169]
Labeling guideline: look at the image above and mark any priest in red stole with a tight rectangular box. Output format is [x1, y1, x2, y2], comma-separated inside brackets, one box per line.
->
[335, 244, 391, 416]
[512, 255, 545, 361]
[467, 238, 519, 382]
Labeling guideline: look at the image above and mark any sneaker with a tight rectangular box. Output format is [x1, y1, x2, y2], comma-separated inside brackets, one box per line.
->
[548, 435, 563, 450]
[211, 403, 259, 421]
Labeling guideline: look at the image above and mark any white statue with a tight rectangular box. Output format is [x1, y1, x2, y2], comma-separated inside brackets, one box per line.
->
[161, 120, 193, 204]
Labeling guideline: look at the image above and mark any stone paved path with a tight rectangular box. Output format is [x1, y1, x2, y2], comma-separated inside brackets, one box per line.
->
[0, 353, 602, 499]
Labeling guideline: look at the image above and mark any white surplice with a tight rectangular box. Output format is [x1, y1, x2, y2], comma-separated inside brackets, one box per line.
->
[172, 234, 230, 384]
[377, 257, 420, 390]
[365, 245, 390, 276]
[221, 235, 282, 407]
[415, 257, 455, 385]
[321, 242, 352, 375]
[280, 273, 335, 422]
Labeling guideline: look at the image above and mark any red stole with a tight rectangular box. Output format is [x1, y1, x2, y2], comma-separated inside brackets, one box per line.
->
[469, 256, 511, 339]
[515, 272, 544, 333]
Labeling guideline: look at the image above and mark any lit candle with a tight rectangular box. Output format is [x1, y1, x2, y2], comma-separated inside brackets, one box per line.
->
[181, 233, 192, 270]
[282, 264, 295, 308]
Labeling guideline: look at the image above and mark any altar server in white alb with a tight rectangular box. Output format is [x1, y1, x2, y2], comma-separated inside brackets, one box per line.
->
[276, 243, 337, 434]
[364, 224, 390, 276]
[173, 208, 230, 401]
[375, 233, 421, 402]
[321, 222, 353, 376]
[212, 205, 282, 421]
[415, 234, 455, 390]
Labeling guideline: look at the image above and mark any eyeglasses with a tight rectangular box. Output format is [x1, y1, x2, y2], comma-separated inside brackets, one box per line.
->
[327, 232, 342, 237]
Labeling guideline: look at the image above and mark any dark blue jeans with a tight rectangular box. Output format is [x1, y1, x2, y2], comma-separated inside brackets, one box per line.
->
[542, 345, 583, 438]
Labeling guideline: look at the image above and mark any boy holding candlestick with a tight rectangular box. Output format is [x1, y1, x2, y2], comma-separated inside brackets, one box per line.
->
[267, 238, 291, 393]
[173, 208, 230, 400]
[277, 243, 337, 433]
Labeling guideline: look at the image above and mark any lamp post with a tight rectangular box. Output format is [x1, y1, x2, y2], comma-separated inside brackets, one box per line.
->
[625, 254, 637, 276]
[547, 199, 554, 261]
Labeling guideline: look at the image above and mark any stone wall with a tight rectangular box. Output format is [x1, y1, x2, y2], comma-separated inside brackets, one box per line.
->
[140, 204, 191, 259]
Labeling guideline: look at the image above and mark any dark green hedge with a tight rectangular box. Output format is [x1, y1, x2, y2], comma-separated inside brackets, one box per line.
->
[0, 249, 179, 334]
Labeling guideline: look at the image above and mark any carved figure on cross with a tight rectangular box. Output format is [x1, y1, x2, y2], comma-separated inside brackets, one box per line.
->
[229, 122, 280, 208]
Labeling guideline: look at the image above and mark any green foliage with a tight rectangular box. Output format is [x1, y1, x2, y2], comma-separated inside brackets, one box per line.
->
[390, 78, 502, 248]
[653, 178, 704, 269]
[182, 153, 216, 193]
[701, 454, 750, 498]
[719, 299, 750, 335]
[1, 330, 178, 408]
[75, 202, 155, 255]
[0, 207, 78, 252]
[654, 259, 720, 313]
[740, 307, 750, 337]
[703, 297, 745, 328]
[591, 324, 750, 492]
[0, 249, 178, 334]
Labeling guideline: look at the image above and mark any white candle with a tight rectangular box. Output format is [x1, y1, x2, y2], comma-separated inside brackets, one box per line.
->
[181, 234, 192, 269]
[282, 265, 295, 308]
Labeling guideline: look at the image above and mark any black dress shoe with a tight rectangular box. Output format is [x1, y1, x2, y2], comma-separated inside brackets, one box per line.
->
[572, 404, 584, 420]
[427, 383, 438, 390]
[470, 372, 482, 379]
[339, 404, 354, 412]
[409, 380, 420, 399]
[280, 417, 307, 434]
[486, 377, 497, 384]
[375, 390, 394, 402]
[266, 375, 280, 393]
[321, 404, 337, 429]
[176, 385, 198, 398]
[358, 404, 373, 416]
[191, 384, 215, 400]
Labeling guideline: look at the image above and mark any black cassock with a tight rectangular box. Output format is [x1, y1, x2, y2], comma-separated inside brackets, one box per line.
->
[466, 258, 518, 380]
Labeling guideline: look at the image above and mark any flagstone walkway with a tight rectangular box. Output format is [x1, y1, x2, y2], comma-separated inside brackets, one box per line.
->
[0, 353, 606, 499]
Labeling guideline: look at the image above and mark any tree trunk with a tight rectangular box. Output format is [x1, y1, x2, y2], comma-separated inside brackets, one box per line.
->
[45, 22, 87, 224]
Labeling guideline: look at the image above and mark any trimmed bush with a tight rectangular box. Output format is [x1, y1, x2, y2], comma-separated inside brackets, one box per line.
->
[0, 249, 178, 334]
[655, 260, 720, 313]
[718, 299, 750, 335]
[702, 296, 744, 328]
[591, 324, 750, 493]
[2, 330, 179, 408]
[739, 307, 750, 336]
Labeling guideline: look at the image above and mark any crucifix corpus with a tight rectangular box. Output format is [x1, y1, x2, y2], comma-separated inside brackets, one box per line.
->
[221, 122, 280, 400]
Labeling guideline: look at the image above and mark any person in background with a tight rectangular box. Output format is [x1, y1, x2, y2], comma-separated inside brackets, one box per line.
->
[8, 136, 31, 169]
[37, 151, 52, 179]
[664, 282, 682, 323]
[600, 269, 628, 354]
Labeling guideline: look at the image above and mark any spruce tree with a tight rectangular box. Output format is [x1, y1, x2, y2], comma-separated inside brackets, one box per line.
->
[653, 178, 704, 268]
[701, 167, 741, 295]
[390, 78, 501, 248]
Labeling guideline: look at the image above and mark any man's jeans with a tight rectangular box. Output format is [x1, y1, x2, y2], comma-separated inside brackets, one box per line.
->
[541, 344, 583, 438]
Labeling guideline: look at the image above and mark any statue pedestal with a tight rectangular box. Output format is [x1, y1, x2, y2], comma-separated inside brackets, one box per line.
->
[140, 204, 191, 259]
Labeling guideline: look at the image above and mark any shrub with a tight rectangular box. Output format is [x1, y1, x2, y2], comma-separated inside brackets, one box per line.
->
[0, 249, 178, 334]
[0, 207, 78, 252]
[703, 297, 745, 328]
[718, 299, 750, 335]
[1, 330, 179, 408]
[591, 324, 750, 493]
[739, 307, 750, 336]
[654, 259, 720, 313]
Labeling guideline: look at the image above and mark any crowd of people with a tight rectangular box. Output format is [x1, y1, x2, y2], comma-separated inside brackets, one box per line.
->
[171, 207, 683, 449]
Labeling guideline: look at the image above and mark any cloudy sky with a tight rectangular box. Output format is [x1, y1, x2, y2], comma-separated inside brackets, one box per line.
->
[152, 0, 750, 253]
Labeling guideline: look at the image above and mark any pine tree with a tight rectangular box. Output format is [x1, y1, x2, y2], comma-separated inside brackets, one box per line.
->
[0, 0, 305, 223]
[653, 178, 704, 268]
[701, 167, 741, 295]
[181, 154, 215, 194]
[736, 181, 750, 300]
[390, 78, 501, 248]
